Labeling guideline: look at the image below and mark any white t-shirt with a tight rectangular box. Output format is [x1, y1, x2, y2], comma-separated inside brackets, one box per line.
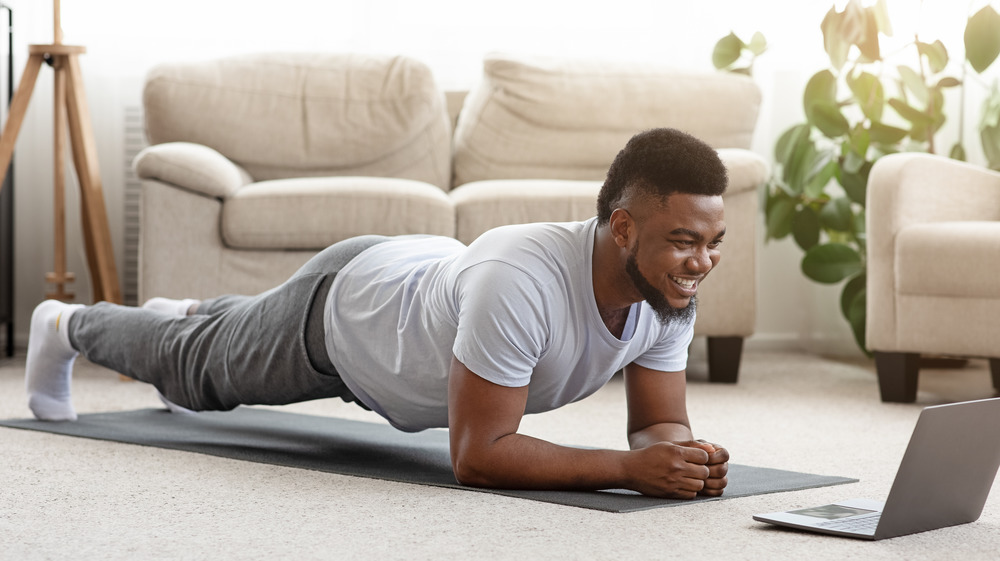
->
[324, 218, 694, 432]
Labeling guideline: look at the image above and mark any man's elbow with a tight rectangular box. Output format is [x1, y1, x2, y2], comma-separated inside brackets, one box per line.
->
[450, 448, 498, 489]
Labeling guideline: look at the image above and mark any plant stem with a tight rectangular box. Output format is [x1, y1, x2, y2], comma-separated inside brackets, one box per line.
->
[915, 0, 937, 154]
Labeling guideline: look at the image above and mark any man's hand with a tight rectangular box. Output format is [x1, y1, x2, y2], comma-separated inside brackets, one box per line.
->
[622, 440, 728, 499]
[687, 440, 729, 497]
[623, 363, 729, 498]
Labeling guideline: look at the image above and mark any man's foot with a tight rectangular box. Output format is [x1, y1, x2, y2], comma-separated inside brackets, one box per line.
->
[142, 297, 200, 414]
[26, 300, 85, 421]
[141, 297, 200, 316]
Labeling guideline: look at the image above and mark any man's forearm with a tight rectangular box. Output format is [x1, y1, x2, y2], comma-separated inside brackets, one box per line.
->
[452, 432, 633, 492]
[627, 421, 695, 450]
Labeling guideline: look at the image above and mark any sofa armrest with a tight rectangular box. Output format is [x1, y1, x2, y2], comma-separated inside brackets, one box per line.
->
[133, 142, 253, 199]
[869, 153, 1000, 229]
[867, 152, 1000, 350]
[717, 148, 769, 196]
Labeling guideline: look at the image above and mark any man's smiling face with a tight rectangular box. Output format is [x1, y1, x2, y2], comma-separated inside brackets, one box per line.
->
[623, 193, 725, 325]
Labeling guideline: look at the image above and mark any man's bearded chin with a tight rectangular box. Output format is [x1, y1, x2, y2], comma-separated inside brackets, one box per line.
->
[625, 251, 697, 326]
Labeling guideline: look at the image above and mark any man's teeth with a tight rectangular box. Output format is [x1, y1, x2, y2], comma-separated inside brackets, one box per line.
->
[671, 276, 695, 289]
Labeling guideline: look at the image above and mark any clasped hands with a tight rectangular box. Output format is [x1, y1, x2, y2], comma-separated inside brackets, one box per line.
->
[628, 439, 729, 499]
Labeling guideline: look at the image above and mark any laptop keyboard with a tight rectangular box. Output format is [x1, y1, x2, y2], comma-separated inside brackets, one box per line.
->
[816, 512, 881, 533]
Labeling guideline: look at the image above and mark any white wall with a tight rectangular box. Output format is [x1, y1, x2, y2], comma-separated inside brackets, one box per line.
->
[2, 0, 997, 355]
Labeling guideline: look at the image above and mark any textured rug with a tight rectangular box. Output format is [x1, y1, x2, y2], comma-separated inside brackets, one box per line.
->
[0, 406, 857, 512]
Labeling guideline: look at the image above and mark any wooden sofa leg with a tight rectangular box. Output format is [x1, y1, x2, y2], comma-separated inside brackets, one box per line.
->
[873, 351, 920, 403]
[706, 336, 743, 384]
[990, 359, 1000, 393]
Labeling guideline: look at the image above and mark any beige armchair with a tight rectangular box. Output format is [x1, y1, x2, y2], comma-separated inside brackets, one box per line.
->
[867, 153, 1000, 402]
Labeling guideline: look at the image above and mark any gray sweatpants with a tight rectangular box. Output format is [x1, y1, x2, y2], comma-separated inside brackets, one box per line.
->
[68, 235, 390, 411]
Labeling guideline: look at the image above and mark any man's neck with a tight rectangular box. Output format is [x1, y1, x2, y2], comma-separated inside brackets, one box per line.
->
[592, 224, 637, 336]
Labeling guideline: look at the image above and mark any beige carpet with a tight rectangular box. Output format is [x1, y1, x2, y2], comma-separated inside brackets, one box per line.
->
[1, 349, 998, 560]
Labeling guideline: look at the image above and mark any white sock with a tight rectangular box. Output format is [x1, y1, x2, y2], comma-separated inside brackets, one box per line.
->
[141, 297, 200, 316]
[25, 300, 85, 421]
[141, 297, 200, 414]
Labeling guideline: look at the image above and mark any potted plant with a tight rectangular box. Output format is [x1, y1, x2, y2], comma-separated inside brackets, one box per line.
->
[715, 1, 1000, 354]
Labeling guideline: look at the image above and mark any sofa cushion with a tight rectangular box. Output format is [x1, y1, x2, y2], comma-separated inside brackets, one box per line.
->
[896, 221, 1000, 298]
[144, 52, 452, 189]
[453, 53, 762, 187]
[450, 180, 602, 244]
[221, 177, 455, 249]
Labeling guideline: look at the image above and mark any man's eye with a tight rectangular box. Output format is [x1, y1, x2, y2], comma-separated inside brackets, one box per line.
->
[709, 240, 724, 249]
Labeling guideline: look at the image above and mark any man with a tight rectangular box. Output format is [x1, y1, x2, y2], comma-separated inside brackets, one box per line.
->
[26, 127, 730, 499]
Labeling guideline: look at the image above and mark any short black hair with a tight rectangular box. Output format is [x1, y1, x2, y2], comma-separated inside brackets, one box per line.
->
[596, 128, 728, 225]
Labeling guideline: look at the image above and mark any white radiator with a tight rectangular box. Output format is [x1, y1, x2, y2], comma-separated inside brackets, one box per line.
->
[122, 105, 147, 307]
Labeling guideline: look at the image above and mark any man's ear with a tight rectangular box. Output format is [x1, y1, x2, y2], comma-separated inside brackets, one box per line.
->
[608, 209, 632, 249]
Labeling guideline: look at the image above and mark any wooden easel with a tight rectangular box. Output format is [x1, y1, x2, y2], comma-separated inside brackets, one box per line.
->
[0, 0, 120, 304]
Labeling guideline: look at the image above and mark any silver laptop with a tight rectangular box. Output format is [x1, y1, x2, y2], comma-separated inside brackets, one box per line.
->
[754, 397, 1000, 540]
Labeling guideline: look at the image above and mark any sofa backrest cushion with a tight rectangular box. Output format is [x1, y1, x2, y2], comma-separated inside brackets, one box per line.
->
[143, 52, 452, 190]
[452, 53, 762, 187]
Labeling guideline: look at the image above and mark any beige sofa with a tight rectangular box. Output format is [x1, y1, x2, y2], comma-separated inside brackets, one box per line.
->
[135, 52, 768, 382]
[867, 153, 1000, 402]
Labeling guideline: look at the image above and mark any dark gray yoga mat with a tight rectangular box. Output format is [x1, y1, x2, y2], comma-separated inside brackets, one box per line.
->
[0, 407, 857, 512]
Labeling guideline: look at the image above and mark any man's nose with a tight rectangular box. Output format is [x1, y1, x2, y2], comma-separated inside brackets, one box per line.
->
[687, 247, 713, 273]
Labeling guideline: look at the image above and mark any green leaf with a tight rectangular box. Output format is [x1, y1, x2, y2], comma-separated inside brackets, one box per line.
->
[766, 191, 796, 240]
[847, 71, 884, 122]
[909, 123, 932, 143]
[803, 157, 838, 199]
[856, 7, 881, 62]
[801, 243, 864, 284]
[936, 76, 961, 88]
[749, 31, 768, 56]
[811, 103, 851, 138]
[847, 125, 871, 164]
[783, 132, 819, 193]
[844, 279, 869, 355]
[966, 5, 1000, 73]
[819, 196, 853, 232]
[868, 121, 909, 144]
[853, 207, 867, 246]
[981, 85, 1000, 170]
[873, 0, 893, 36]
[950, 142, 967, 161]
[804, 70, 838, 109]
[838, 162, 871, 206]
[928, 88, 946, 133]
[982, 127, 1000, 171]
[843, 149, 866, 175]
[774, 124, 811, 166]
[917, 40, 949, 74]
[981, 84, 1000, 128]
[713, 32, 744, 69]
[888, 98, 934, 125]
[982, 125, 1000, 172]
[897, 65, 928, 105]
[821, 7, 850, 70]
[792, 206, 821, 251]
[766, 194, 797, 240]
[840, 272, 867, 321]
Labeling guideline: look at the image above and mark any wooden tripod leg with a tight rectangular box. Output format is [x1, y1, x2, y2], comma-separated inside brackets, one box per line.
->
[45, 59, 75, 301]
[63, 53, 120, 304]
[0, 54, 44, 187]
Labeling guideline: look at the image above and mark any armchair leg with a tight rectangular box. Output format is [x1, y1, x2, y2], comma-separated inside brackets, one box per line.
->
[706, 336, 743, 384]
[990, 359, 1000, 393]
[873, 351, 920, 403]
